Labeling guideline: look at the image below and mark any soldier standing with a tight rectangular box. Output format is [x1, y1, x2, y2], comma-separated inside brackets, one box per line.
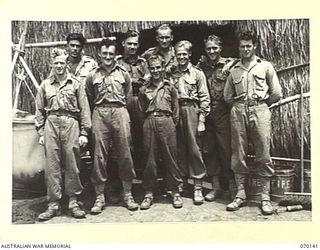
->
[85, 39, 138, 214]
[117, 30, 148, 175]
[224, 31, 282, 215]
[197, 35, 237, 201]
[35, 48, 91, 221]
[171, 40, 210, 205]
[138, 55, 183, 210]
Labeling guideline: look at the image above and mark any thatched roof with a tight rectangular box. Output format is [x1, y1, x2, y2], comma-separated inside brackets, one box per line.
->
[11, 19, 310, 159]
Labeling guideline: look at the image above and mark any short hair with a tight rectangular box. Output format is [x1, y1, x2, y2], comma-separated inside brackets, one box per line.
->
[174, 40, 192, 53]
[66, 33, 87, 46]
[156, 23, 172, 35]
[50, 48, 68, 61]
[123, 30, 140, 41]
[237, 30, 258, 45]
[204, 34, 222, 47]
[147, 55, 165, 67]
[99, 38, 118, 52]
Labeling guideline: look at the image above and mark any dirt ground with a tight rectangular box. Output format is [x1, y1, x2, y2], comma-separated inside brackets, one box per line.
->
[12, 180, 312, 224]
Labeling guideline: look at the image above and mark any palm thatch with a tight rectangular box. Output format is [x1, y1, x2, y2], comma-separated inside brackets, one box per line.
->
[11, 19, 310, 160]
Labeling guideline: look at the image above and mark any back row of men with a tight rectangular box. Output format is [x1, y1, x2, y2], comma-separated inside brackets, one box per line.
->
[35, 24, 282, 221]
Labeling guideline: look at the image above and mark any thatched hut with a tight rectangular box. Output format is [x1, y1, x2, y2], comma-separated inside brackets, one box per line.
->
[11, 19, 310, 165]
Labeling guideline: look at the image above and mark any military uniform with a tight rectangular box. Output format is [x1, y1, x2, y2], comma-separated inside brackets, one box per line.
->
[142, 46, 177, 77]
[67, 55, 97, 85]
[138, 79, 182, 194]
[197, 55, 236, 195]
[35, 73, 91, 203]
[224, 56, 282, 202]
[85, 63, 136, 196]
[116, 55, 148, 173]
[170, 63, 210, 185]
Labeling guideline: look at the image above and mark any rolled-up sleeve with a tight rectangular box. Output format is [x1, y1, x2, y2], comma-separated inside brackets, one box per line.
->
[224, 74, 235, 106]
[34, 83, 46, 137]
[266, 63, 283, 105]
[197, 70, 210, 122]
[171, 86, 179, 126]
[77, 83, 92, 136]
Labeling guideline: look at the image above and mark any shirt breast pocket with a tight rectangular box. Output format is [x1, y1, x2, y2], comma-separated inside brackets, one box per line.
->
[184, 78, 197, 95]
[233, 76, 246, 96]
[93, 78, 106, 94]
[62, 88, 77, 109]
[253, 73, 268, 98]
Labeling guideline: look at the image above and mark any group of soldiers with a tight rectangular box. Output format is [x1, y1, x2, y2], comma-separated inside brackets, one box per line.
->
[34, 23, 282, 221]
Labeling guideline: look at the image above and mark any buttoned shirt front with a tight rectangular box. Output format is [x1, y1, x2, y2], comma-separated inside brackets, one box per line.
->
[85, 63, 132, 110]
[139, 79, 179, 125]
[170, 63, 210, 121]
[224, 56, 282, 106]
[35, 73, 91, 136]
[116, 55, 148, 95]
[197, 55, 235, 103]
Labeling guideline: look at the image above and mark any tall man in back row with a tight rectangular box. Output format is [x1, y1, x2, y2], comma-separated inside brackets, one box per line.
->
[224, 31, 282, 215]
[85, 39, 138, 214]
[197, 35, 237, 201]
[66, 33, 97, 85]
[117, 30, 148, 174]
[142, 23, 177, 76]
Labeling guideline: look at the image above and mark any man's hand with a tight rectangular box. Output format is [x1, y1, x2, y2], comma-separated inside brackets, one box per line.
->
[39, 136, 45, 146]
[197, 121, 206, 135]
[79, 135, 88, 147]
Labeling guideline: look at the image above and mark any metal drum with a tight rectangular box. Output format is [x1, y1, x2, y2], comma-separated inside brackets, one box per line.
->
[12, 117, 46, 197]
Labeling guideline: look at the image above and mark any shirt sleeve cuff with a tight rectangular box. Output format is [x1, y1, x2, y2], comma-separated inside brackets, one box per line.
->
[37, 127, 44, 137]
[80, 129, 88, 137]
[199, 113, 206, 123]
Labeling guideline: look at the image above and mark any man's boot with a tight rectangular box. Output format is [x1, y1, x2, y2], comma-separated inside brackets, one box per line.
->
[37, 201, 61, 221]
[91, 194, 106, 215]
[260, 177, 273, 215]
[122, 180, 139, 211]
[226, 174, 246, 211]
[193, 182, 204, 205]
[69, 197, 86, 219]
[140, 192, 154, 210]
[205, 176, 222, 202]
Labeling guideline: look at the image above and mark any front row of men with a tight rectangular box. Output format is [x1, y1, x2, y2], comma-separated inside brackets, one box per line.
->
[35, 30, 282, 221]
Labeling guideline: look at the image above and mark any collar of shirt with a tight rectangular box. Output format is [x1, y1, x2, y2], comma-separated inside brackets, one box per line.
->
[173, 62, 192, 74]
[235, 55, 262, 71]
[121, 54, 145, 65]
[200, 55, 227, 69]
[48, 73, 74, 85]
[96, 62, 123, 74]
[154, 46, 175, 63]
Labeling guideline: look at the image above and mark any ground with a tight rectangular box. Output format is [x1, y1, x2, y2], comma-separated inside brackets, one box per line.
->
[12, 181, 311, 224]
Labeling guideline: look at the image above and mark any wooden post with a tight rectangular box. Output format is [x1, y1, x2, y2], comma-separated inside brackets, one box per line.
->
[11, 22, 28, 73]
[19, 56, 40, 90]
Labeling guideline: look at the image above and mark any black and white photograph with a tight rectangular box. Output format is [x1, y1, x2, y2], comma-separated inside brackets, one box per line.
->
[11, 19, 311, 225]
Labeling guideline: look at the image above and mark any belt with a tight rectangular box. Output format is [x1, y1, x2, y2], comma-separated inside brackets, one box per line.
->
[96, 102, 125, 108]
[237, 99, 266, 106]
[179, 99, 198, 106]
[146, 111, 171, 117]
[48, 110, 78, 119]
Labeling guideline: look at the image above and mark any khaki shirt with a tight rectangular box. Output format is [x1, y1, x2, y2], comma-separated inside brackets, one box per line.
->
[139, 79, 179, 125]
[85, 64, 132, 110]
[67, 55, 97, 84]
[116, 55, 148, 95]
[142, 46, 177, 75]
[224, 56, 282, 106]
[170, 63, 210, 122]
[35, 73, 91, 137]
[197, 55, 235, 103]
